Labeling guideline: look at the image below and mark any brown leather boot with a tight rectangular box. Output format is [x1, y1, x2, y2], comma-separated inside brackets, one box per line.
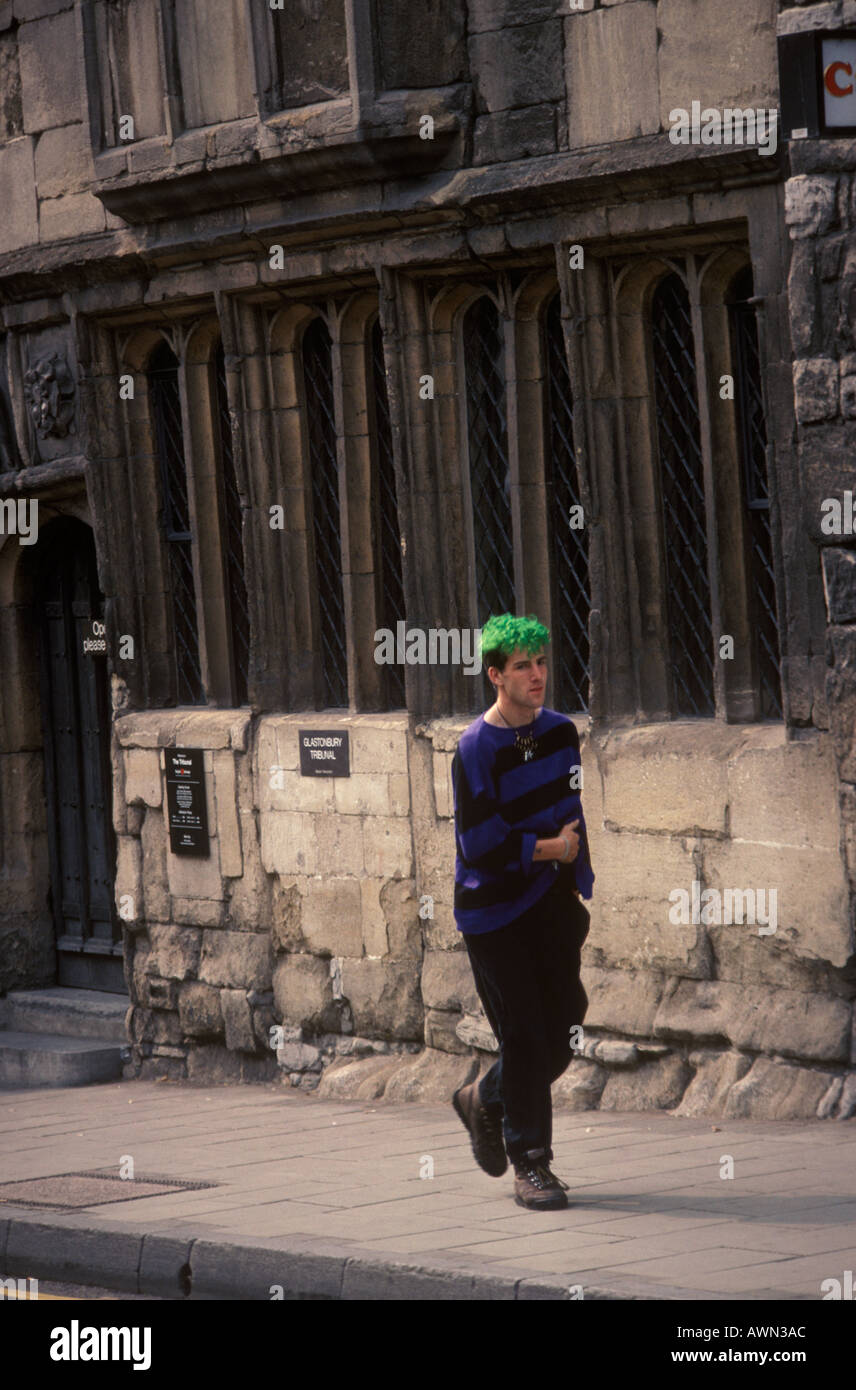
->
[452, 1079, 508, 1177]
[513, 1154, 570, 1210]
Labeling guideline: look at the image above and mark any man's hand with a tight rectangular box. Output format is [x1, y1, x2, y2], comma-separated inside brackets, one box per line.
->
[558, 819, 580, 864]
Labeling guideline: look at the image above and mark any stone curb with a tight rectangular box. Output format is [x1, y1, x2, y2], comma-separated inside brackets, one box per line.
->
[0, 1209, 776, 1301]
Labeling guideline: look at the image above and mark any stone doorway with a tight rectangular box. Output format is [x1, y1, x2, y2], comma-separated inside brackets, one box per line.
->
[33, 518, 123, 993]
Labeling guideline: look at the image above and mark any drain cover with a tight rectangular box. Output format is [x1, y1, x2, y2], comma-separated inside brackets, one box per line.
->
[0, 1170, 216, 1209]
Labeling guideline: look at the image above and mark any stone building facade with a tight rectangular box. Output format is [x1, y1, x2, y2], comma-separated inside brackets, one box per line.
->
[0, 0, 854, 1117]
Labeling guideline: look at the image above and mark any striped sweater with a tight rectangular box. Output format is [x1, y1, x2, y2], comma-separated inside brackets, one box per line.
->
[451, 707, 595, 935]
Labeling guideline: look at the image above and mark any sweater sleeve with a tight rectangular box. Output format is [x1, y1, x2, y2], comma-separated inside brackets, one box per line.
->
[452, 743, 538, 877]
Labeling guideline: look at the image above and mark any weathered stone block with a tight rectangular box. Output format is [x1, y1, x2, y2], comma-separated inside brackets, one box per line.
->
[314, 814, 366, 875]
[124, 748, 162, 807]
[565, 5, 659, 148]
[140, 976, 178, 1011]
[823, 547, 856, 624]
[0, 136, 37, 253]
[383, 1047, 476, 1100]
[349, 722, 408, 775]
[421, 949, 480, 1013]
[361, 816, 412, 878]
[147, 925, 201, 981]
[114, 836, 142, 921]
[793, 356, 839, 422]
[599, 723, 729, 834]
[33, 121, 92, 198]
[587, 832, 710, 976]
[727, 732, 841, 851]
[432, 749, 454, 819]
[673, 1050, 753, 1118]
[270, 879, 302, 954]
[583, 966, 664, 1035]
[178, 982, 224, 1039]
[784, 175, 837, 240]
[599, 1054, 692, 1111]
[723, 1057, 841, 1119]
[221, 988, 257, 1052]
[380, 877, 421, 958]
[658, 0, 778, 126]
[551, 1056, 608, 1111]
[199, 929, 272, 990]
[186, 1043, 243, 1083]
[170, 897, 224, 928]
[467, 0, 563, 33]
[261, 769, 334, 814]
[473, 103, 557, 165]
[276, 1040, 322, 1071]
[212, 751, 242, 878]
[260, 811, 318, 875]
[456, 1013, 499, 1053]
[315, 1053, 403, 1100]
[469, 20, 564, 113]
[300, 876, 363, 957]
[340, 957, 424, 1041]
[654, 977, 850, 1062]
[703, 840, 850, 969]
[165, 833, 223, 900]
[424, 1007, 470, 1054]
[273, 953, 338, 1033]
[18, 9, 83, 132]
[39, 191, 106, 241]
[359, 878, 389, 956]
[333, 773, 392, 817]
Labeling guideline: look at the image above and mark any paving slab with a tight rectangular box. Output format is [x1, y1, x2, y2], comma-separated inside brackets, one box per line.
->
[1, 1079, 854, 1300]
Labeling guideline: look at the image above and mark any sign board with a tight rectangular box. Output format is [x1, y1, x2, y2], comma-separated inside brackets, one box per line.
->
[165, 747, 210, 856]
[81, 618, 107, 656]
[298, 730, 350, 777]
[821, 35, 856, 128]
[778, 30, 856, 139]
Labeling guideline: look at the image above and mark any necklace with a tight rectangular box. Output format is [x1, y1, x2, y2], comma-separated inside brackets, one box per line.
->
[494, 704, 538, 761]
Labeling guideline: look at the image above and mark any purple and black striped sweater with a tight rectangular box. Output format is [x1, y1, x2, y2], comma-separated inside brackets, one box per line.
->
[451, 707, 595, 935]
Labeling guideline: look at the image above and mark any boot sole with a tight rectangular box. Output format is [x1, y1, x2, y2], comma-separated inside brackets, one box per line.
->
[514, 1191, 570, 1211]
[452, 1086, 508, 1178]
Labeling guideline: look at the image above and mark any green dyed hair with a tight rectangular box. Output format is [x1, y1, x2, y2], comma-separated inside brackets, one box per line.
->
[480, 613, 550, 673]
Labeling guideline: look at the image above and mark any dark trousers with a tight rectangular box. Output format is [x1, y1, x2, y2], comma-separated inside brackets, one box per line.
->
[463, 871, 590, 1165]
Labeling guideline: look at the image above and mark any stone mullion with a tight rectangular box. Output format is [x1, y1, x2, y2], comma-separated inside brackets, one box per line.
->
[73, 315, 151, 709]
[557, 246, 634, 722]
[509, 296, 552, 635]
[176, 337, 217, 706]
[339, 300, 384, 712]
[269, 314, 320, 711]
[686, 256, 728, 721]
[698, 284, 758, 723]
[380, 270, 457, 718]
[329, 305, 362, 712]
[746, 185, 816, 729]
[230, 298, 290, 711]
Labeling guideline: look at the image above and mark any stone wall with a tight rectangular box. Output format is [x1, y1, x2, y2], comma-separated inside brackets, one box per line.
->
[113, 707, 855, 1118]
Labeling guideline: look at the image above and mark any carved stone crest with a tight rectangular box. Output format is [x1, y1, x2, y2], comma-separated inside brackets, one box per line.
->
[23, 352, 76, 439]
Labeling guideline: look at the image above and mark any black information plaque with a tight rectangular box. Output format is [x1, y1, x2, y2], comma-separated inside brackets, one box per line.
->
[165, 747, 210, 856]
[299, 729, 350, 777]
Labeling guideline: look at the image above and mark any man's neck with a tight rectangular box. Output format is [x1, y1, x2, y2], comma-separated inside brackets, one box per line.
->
[486, 695, 543, 728]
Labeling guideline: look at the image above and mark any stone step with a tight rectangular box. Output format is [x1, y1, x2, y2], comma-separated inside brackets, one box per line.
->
[0, 1032, 125, 1089]
[0, 988, 128, 1042]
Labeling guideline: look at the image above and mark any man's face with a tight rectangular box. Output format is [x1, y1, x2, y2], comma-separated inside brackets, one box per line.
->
[490, 647, 548, 710]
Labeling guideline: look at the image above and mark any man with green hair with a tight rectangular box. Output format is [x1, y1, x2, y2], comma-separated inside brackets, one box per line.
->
[450, 613, 594, 1210]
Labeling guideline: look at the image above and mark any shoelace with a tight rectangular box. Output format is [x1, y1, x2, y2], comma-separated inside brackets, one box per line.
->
[523, 1161, 569, 1192]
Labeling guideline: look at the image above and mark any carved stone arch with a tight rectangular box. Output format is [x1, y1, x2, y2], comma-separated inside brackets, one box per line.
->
[511, 268, 559, 325]
[698, 246, 752, 307]
[118, 325, 176, 375]
[184, 314, 222, 367]
[428, 280, 500, 338]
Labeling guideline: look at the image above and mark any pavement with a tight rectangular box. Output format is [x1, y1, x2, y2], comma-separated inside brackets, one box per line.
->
[1, 1079, 855, 1301]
